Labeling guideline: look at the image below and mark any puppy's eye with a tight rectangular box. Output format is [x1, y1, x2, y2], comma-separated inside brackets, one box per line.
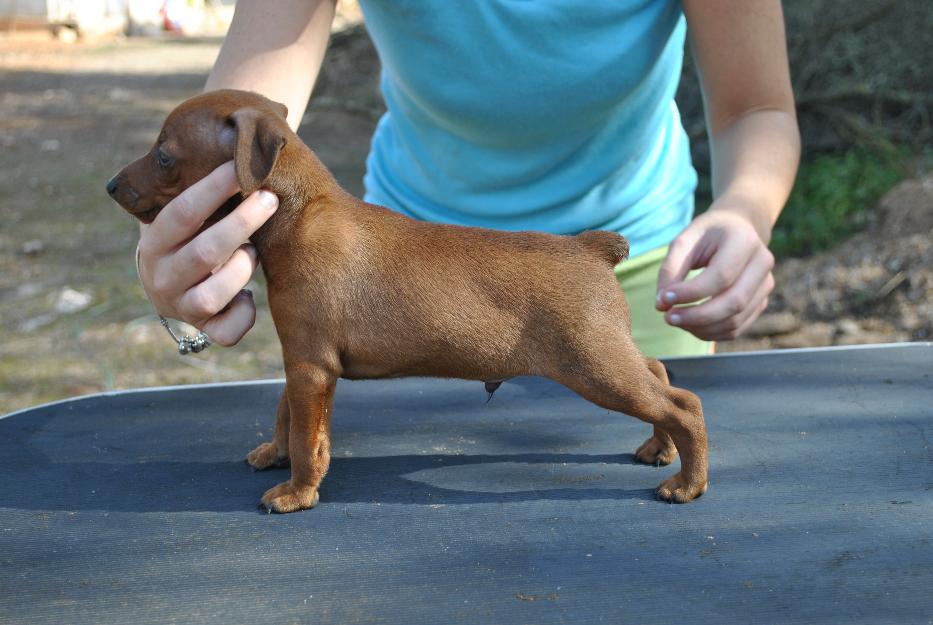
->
[157, 149, 174, 169]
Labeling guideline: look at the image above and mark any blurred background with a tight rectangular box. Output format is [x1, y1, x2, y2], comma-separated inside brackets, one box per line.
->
[0, 0, 930, 414]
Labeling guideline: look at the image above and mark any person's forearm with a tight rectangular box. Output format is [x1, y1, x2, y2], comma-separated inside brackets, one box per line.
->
[206, 0, 337, 130]
[682, 0, 801, 243]
[707, 108, 800, 243]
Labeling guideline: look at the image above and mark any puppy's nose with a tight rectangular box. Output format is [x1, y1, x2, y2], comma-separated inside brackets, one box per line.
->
[106, 176, 119, 197]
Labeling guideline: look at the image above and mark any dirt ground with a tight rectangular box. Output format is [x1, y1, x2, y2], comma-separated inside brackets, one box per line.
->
[0, 27, 929, 415]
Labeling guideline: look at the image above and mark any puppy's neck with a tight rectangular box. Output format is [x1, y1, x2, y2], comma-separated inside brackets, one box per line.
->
[249, 141, 343, 254]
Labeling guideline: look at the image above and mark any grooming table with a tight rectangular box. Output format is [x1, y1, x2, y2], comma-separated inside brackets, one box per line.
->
[1, 343, 931, 624]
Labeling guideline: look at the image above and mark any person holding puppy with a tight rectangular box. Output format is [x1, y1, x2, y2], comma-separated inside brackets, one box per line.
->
[135, 0, 799, 358]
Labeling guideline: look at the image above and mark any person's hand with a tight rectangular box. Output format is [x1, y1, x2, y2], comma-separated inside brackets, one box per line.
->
[136, 161, 279, 346]
[655, 201, 775, 341]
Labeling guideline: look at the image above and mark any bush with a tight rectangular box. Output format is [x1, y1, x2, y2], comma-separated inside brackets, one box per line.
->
[769, 149, 905, 258]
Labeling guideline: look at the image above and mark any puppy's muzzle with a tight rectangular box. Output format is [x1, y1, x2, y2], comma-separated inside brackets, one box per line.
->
[105, 173, 146, 218]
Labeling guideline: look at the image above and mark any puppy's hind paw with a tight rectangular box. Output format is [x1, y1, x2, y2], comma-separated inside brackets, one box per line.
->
[656, 472, 707, 504]
[246, 442, 289, 471]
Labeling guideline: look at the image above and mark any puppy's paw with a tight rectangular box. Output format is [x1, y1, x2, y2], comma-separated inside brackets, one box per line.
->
[656, 472, 707, 504]
[246, 442, 289, 471]
[634, 435, 678, 466]
[259, 481, 319, 514]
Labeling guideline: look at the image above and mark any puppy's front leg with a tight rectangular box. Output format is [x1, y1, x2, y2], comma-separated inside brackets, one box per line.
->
[260, 368, 336, 513]
[246, 386, 291, 470]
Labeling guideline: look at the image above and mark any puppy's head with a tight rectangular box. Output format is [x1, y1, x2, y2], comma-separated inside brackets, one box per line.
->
[106, 89, 290, 223]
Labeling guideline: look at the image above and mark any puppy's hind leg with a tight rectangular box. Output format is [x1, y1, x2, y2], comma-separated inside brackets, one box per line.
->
[633, 358, 678, 467]
[557, 347, 708, 503]
[246, 386, 291, 470]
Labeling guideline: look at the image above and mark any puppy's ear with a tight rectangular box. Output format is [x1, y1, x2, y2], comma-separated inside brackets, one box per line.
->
[271, 100, 288, 121]
[229, 107, 287, 195]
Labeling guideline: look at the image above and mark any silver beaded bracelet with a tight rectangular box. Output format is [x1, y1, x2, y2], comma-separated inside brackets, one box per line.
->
[158, 316, 211, 355]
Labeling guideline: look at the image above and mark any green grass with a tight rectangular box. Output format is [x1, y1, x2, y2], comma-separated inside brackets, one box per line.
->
[770, 149, 907, 258]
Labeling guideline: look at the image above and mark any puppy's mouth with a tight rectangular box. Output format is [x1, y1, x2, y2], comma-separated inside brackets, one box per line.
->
[129, 205, 162, 224]
[110, 184, 163, 224]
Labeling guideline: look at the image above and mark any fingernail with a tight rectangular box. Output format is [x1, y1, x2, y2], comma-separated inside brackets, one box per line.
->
[664, 291, 677, 304]
[240, 288, 253, 298]
[669, 313, 682, 326]
[258, 190, 278, 211]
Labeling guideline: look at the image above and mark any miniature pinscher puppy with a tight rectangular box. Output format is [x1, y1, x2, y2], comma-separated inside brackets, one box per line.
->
[107, 90, 708, 513]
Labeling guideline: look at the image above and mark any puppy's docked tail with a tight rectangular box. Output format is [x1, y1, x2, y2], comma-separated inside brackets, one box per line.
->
[576, 230, 629, 266]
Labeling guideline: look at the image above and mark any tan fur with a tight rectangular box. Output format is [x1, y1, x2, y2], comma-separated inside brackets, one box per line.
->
[107, 90, 709, 512]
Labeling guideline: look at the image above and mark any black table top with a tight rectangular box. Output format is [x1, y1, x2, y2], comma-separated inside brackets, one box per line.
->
[1, 343, 931, 624]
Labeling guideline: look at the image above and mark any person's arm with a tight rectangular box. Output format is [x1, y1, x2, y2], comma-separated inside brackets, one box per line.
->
[206, 0, 337, 130]
[137, 0, 336, 346]
[655, 0, 801, 341]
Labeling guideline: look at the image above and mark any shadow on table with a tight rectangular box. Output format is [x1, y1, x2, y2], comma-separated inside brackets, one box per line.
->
[1, 443, 660, 513]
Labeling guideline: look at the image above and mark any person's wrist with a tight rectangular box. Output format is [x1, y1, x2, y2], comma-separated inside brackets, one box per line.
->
[134, 242, 158, 306]
[134, 241, 162, 312]
[707, 192, 776, 245]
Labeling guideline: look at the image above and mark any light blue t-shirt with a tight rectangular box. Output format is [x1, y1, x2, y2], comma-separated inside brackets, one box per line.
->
[358, 0, 697, 258]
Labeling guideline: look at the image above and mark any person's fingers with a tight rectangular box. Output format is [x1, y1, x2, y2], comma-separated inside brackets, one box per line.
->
[684, 295, 770, 341]
[665, 246, 774, 330]
[144, 161, 240, 253]
[659, 233, 760, 311]
[176, 244, 258, 323]
[199, 289, 257, 347]
[655, 230, 704, 310]
[168, 189, 277, 291]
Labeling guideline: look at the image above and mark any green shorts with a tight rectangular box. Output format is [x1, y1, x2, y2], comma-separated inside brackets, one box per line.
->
[614, 245, 713, 359]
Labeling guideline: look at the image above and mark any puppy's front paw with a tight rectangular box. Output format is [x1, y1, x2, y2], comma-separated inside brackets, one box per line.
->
[634, 435, 677, 466]
[259, 481, 320, 514]
[246, 442, 289, 471]
[656, 472, 707, 504]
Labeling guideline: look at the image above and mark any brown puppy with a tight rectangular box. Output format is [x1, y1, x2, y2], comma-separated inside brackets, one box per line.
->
[107, 90, 708, 513]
